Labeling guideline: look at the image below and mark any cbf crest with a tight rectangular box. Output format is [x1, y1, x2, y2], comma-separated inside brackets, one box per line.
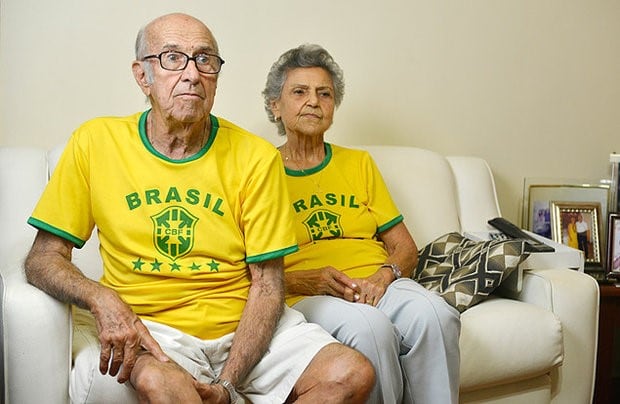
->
[151, 206, 199, 260]
[303, 209, 342, 240]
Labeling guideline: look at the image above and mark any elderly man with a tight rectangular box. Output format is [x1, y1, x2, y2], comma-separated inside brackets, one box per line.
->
[24, 13, 374, 404]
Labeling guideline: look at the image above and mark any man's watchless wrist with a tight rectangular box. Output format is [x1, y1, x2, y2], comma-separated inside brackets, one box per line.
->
[213, 378, 239, 403]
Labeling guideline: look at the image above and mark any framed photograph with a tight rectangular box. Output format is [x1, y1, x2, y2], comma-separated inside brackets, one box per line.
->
[610, 153, 620, 213]
[523, 178, 611, 267]
[550, 202, 602, 265]
[607, 213, 620, 275]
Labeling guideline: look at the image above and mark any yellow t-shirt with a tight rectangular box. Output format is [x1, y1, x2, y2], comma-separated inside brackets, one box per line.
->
[284, 143, 403, 305]
[29, 111, 298, 339]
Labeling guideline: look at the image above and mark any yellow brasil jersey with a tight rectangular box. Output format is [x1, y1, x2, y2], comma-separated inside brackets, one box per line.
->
[284, 143, 403, 306]
[28, 111, 298, 339]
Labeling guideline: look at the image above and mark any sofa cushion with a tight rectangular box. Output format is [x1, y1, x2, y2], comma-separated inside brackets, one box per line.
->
[413, 232, 529, 312]
[459, 297, 563, 391]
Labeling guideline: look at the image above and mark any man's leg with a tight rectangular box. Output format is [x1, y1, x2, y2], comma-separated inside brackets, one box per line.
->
[294, 296, 403, 403]
[129, 353, 203, 404]
[287, 343, 375, 403]
[71, 309, 203, 404]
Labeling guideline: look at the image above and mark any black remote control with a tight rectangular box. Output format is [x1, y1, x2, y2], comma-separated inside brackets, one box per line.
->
[487, 217, 555, 253]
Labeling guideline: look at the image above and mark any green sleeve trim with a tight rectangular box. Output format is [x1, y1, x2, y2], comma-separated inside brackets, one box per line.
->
[246, 245, 299, 264]
[27, 217, 86, 248]
[377, 215, 404, 234]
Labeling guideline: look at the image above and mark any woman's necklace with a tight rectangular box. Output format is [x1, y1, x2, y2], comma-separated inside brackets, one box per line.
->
[283, 144, 324, 193]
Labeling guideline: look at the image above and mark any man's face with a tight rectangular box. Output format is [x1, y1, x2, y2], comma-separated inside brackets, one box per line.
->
[136, 15, 219, 125]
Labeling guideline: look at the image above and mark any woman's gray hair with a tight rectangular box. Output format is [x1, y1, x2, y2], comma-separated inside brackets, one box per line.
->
[262, 44, 345, 135]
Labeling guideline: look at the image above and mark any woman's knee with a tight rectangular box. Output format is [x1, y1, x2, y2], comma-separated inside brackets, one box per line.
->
[400, 292, 461, 340]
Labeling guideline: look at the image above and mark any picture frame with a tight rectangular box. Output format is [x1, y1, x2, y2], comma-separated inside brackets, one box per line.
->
[609, 153, 620, 213]
[607, 213, 620, 275]
[522, 178, 611, 268]
[550, 201, 602, 265]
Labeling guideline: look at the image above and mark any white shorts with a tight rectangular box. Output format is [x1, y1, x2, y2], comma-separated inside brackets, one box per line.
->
[70, 306, 337, 404]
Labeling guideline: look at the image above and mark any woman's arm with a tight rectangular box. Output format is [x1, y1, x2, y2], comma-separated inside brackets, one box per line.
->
[354, 222, 418, 306]
[379, 221, 418, 278]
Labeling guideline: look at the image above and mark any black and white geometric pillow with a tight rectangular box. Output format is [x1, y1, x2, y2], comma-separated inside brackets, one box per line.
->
[413, 232, 529, 313]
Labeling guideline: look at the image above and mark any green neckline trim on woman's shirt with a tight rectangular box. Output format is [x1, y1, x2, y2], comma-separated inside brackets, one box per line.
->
[284, 143, 332, 177]
[138, 110, 219, 163]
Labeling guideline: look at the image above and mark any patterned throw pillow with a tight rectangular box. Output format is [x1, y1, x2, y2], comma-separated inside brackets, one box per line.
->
[412, 232, 530, 312]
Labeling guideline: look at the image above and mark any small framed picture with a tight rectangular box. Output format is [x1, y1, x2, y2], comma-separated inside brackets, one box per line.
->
[607, 213, 620, 275]
[550, 201, 602, 265]
[523, 179, 611, 269]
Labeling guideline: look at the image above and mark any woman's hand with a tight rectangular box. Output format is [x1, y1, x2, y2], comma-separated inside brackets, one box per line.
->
[352, 268, 393, 306]
[285, 266, 361, 301]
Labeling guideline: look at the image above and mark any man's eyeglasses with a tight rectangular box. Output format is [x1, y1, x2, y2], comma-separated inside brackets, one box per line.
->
[142, 51, 225, 74]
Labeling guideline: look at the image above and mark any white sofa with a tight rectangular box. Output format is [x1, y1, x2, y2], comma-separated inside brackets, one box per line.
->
[0, 144, 599, 403]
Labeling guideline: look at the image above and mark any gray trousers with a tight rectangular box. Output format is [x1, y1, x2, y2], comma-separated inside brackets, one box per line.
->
[293, 278, 460, 404]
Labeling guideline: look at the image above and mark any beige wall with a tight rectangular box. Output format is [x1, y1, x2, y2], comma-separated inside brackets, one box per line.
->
[2, 0, 620, 226]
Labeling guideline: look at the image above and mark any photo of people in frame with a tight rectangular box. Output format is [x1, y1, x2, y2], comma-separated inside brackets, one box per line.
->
[607, 213, 620, 274]
[532, 201, 551, 239]
[552, 202, 601, 264]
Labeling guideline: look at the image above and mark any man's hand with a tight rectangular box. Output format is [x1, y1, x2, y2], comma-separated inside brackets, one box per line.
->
[193, 380, 231, 404]
[92, 289, 169, 384]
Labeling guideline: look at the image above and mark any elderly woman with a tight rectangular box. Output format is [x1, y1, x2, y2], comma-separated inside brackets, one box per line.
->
[262, 43, 461, 404]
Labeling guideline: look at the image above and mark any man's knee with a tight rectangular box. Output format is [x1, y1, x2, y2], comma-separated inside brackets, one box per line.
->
[321, 343, 376, 398]
[131, 354, 199, 401]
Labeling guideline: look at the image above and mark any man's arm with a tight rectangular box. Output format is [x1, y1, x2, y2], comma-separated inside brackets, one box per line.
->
[24, 229, 168, 383]
[217, 257, 285, 386]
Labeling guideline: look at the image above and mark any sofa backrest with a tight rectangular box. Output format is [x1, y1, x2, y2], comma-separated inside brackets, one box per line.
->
[445, 156, 502, 233]
[2, 144, 501, 281]
[356, 145, 462, 248]
[0, 147, 47, 270]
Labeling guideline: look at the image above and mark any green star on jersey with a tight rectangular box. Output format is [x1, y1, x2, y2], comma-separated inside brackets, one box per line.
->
[151, 259, 163, 272]
[208, 259, 220, 272]
[132, 257, 145, 271]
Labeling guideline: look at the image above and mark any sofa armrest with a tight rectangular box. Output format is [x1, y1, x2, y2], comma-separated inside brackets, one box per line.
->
[507, 268, 599, 404]
[1, 259, 71, 404]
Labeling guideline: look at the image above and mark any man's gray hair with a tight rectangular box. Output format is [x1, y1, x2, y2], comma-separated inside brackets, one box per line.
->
[262, 44, 345, 136]
[135, 26, 154, 85]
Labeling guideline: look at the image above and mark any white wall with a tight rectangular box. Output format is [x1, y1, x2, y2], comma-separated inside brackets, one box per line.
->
[2, 0, 620, 226]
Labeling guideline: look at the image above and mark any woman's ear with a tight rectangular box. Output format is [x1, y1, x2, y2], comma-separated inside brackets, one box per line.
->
[270, 100, 280, 120]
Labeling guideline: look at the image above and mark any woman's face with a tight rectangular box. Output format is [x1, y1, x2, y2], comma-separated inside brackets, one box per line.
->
[271, 67, 335, 138]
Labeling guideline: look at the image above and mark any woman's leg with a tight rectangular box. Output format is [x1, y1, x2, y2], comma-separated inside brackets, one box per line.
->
[378, 278, 461, 404]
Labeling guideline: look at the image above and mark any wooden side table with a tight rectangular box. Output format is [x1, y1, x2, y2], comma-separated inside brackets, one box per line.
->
[594, 283, 620, 403]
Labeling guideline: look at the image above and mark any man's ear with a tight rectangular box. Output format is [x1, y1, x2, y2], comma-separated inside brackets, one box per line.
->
[132, 61, 151, 95]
